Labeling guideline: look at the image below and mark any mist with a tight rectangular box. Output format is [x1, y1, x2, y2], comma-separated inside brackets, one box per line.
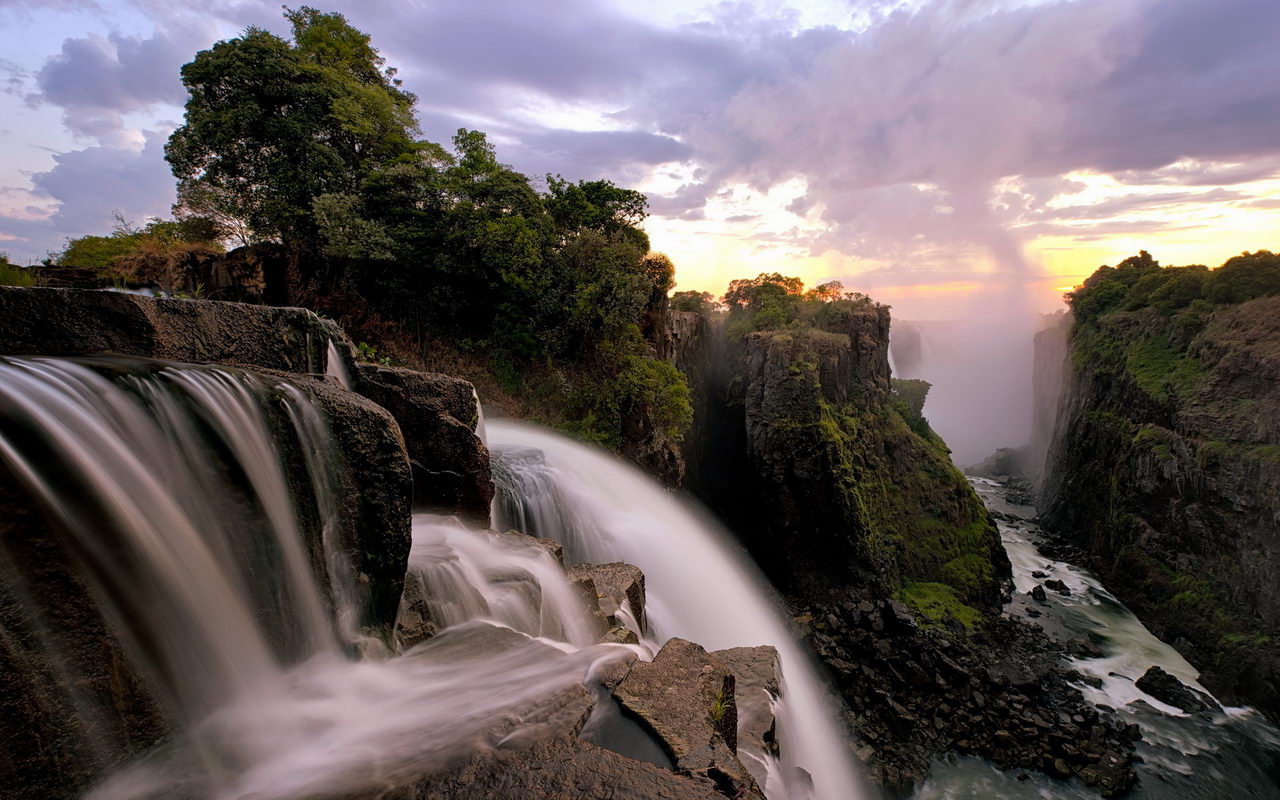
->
[891, 285, 1038, 468]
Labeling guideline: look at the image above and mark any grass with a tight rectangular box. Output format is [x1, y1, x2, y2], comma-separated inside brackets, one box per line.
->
[709, 689, 731, 723]
[0, 262, 35, 287]
[1125, 336, 1204, 402]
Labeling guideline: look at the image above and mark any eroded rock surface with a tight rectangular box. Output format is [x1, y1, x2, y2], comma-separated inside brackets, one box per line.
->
[1135, 666, 1216, 714]
[354, 363, 493, 518]
[712, 646, 781, 787]
[613, 638, 763, 799]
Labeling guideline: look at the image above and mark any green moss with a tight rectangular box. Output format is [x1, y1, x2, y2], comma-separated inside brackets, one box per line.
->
[1125, 336, 1204, 402]
[898, 582, 982, 631]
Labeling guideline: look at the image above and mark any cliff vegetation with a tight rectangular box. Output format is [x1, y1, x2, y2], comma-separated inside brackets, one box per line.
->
[1043, 249, 1280, 717]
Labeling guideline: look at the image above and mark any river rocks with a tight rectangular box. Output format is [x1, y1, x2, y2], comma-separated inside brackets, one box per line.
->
[0, 286, 353, 375]
[1030, 585, 1048, 602]
[711, 646, 782, 787]
[354, 363, 493, 518]
[797, 595, 1138, 797]
[1044, 579, 1071, 596]
[613, 638, 764, 799]
[1135, 666, 1217, 714]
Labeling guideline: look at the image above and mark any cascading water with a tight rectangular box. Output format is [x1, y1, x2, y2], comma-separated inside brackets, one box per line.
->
[0, 356, 639, 799]
[488, 418, 869, 800]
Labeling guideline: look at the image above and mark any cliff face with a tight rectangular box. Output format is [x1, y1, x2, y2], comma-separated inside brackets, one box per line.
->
[1040, 295, 1280, 717]
[702, 304, 1007, 614]
[679, 304, 1140, 795]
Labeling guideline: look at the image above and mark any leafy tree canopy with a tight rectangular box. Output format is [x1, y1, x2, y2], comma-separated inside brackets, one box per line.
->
[1067, 250, 1280, 322]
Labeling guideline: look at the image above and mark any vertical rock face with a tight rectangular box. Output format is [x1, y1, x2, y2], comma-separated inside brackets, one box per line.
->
[1039, 296, 1280, 718]
[725, 309, 1007, 609]
[1027, 311, 1072, 489]
[354, 363, 494, 520]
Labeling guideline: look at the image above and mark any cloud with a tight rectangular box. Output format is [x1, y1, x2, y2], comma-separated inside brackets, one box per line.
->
[27, 22, 207, 143]
[0, 130, 176, 261]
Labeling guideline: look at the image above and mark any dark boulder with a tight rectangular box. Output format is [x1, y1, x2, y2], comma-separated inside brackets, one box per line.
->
[354, 363, 493, 519]
[1135, 666, 1217, 714]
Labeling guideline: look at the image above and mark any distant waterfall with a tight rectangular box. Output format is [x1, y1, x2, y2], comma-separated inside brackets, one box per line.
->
[489, 418, 869, 800]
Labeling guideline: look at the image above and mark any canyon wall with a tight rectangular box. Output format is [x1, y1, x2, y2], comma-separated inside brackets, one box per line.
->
[1040, 295, 1280, 718]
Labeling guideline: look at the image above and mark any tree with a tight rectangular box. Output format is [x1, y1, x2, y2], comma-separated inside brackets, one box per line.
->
[165, 7, 419, 249]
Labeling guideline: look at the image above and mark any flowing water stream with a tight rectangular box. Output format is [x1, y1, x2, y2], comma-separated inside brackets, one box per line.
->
[916, 477, 1280, 799]
[0, 356, 863, 800]
[487, 418, 868, 800]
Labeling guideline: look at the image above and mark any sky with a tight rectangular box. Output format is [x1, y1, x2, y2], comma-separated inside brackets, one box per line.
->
[1, 0, 1279, 320]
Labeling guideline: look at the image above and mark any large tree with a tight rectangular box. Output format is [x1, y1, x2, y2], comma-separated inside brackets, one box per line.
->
[165, 7, 419, 249]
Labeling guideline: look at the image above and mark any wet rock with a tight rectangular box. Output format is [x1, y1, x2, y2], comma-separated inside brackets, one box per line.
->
[354, 363, 493, 519]
[283, 374, 414, 636]
[395, 571, 437, 650]
[566, 562, 646, 634]
[0, 286, 352, 375]
[712, 646, 782, 787]
[1135, 666, 1217, 714]
[493, 530, 565, 566]
[613, 638, 763, 798]
[1044, 579, 1071, 596]
[401, 733, 728, 800]
[1031, 570, 1048, 579]
[0, 466, 167, 800]
[1030, 585, 1048, 602]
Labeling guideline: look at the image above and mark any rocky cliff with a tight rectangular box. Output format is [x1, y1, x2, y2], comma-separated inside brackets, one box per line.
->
[679, 300, 1136, 794]
[1040, 291, 1280, 718]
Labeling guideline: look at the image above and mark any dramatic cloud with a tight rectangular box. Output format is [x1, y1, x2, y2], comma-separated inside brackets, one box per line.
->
[29, 24, 204, 143]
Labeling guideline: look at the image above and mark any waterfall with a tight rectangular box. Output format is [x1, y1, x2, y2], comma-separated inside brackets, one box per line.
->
[0, 356, 642, 799]
[488, 418, 868, 800]
[324, 339, 352, 390]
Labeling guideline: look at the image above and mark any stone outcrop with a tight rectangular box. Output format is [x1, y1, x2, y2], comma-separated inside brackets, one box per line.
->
[355, 363, 493, 518]
[675, 300, 1141, 796]
[1134, 666, 1216, 714]
[712, 646, 781, 788]
[1040, 295, 1280, 717]
[0, 286, 353, 376]
[567, 562, 646, 633]
[613, 638, 763, 799]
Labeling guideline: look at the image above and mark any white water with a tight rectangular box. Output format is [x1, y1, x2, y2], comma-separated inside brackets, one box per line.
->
[915, 478, 1280, 799]
[488, 418, 868, 800]
[324, 339, 352, 390]
[0, 356, 647, 799]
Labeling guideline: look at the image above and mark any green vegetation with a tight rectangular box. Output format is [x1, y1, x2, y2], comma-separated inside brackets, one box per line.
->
[898, 582, 982, 631]
[61, 6, 691, 450]
[1066, 249, 1280, 323]
[891, 378, 933, 438]
[709, 689, 732, 723]
[54, 214, 224, 283]
[0, 254, 35, 287]
[1124, 336, 1205, 402]
[722, 272, 878, 340]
